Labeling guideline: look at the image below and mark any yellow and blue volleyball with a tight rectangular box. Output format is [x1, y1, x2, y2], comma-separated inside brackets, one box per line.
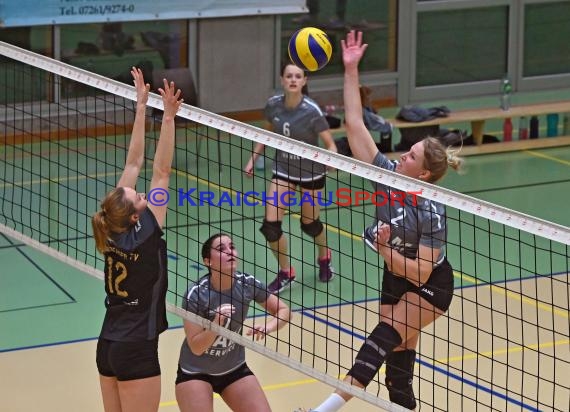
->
[288, 27, 332, 72]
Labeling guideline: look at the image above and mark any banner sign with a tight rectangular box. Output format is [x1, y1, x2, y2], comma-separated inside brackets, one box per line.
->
[0, 0, 306, 27]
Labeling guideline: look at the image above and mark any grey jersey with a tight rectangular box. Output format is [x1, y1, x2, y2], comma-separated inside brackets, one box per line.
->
[265, 94, 330, 182]
[370, 152, 446, 262]
[178, 272, 269, 376]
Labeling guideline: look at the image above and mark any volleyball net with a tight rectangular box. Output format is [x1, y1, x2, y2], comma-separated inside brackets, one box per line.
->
[1, 42, 569, 411]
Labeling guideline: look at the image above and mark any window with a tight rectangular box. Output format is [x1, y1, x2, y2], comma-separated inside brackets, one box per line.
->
[416, 6, 508, 87]
[524, 2, 570, 77]
[60, 21, 188, 97]
[281, 0, 397, 76]
[0, 26, 53, 103]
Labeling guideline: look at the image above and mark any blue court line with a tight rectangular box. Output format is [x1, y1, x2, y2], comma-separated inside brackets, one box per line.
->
[0, 306, 305, 353]
[301, 310, 541, 412]
[0, 234, 100, 252]
[2, 270, 565, 351]
[296, 269, 570, 314]
[0, 324, 183, 354]
[0, 235, 90, 250]
[0, 270, 563, 410]
[0, 301, 555, 411]
[0, 241, 26, 249]
[0, 336, 99, 353]
[463, 177, 570, 195]
[0, 301, 76, 314]
[1, 233, 76, 304]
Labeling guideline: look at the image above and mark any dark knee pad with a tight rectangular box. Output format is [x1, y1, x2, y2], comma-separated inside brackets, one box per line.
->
[259, 220, 283, 242]
[385, 349, 417, 410]
[347, 322, 402, 387]
[300, 219, 323, 237]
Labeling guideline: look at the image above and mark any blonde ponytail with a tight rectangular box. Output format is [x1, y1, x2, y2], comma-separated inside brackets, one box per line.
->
[92, 210, 110, 254]
[446, 146, 465, 173]
[423, 137, 465, 182]
[91, 187, 136, 254]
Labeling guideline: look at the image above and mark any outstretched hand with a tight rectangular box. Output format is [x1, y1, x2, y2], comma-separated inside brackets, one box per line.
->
[246, 324, 270, 341]
[341, 30, 368, 69]
[131, 67, 150, 106]
[159, 79, 183, 121]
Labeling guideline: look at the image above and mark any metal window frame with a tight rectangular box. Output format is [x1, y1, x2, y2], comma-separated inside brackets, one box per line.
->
[399, 0, 569, 104]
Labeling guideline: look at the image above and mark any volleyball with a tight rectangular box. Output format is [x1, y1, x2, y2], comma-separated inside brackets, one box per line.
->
[288, 27, 332, 72]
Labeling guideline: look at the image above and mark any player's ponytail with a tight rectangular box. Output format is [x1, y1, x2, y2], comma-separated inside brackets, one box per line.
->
[422, 137, 464, 182]
[446, 147, 464, 173]
[91, 187, 136, 254]
[92, 210, 110, 254]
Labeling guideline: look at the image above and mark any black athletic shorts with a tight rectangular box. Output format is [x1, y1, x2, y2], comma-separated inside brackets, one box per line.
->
[381, 258, 454, 312]
[272, 174, 326, 190]
[175, 363, 254, 394]
[96, 337, 160, 381]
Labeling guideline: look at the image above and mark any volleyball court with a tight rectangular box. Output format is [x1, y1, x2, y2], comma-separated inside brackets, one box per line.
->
[0, 42, 568, 411]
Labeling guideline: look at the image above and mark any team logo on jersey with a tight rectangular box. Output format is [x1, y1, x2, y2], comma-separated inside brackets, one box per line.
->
[134, 220, 142, 232]
[205, 319, 239, 357]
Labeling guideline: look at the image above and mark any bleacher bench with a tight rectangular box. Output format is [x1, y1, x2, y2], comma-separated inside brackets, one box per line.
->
[330, 100, 570, 157]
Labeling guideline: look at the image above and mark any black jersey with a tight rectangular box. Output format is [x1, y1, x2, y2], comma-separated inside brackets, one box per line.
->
[100, 207, 168, 342]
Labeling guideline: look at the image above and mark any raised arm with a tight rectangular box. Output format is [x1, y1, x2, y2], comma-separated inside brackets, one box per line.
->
[148, 79, 183, 227]
[341, 31, 379, 164]
[116, 67, 150, 189]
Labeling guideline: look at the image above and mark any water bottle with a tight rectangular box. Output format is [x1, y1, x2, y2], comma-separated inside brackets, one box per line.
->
[325, 105, 343, 115]
[379, 131, 392, 153]
[529, 116, 539, 139]
[563, 113, 570, 135]
[503, 118, 513, 141]
[500, 75, 512, 111]
[546, 113, 559, 137]
[518, 116, 528, 140]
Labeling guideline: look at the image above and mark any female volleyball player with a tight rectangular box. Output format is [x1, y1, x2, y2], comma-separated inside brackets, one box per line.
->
[175, 233, 291, 412]
[302, 31, 462, 412]
[91, 68, 182, 412]
[244, 63, 337, 294]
